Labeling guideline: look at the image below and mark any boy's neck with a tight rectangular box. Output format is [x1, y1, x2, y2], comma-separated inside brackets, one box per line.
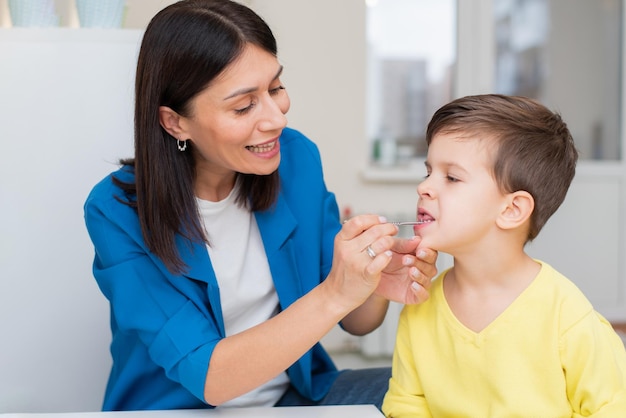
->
[449, 250, 537, 288]
[442, 252, 540, 333]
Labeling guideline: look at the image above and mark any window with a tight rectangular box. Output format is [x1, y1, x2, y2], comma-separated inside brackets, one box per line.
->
[366, 0, 622, 178]
[494, 0, 622, 160]
[366, 0, 456, 167]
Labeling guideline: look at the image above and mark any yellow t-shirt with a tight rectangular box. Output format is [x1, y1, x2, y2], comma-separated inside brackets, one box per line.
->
[382, 261, 626, 418]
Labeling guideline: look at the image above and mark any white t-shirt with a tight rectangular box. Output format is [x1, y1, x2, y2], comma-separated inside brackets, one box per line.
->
[197, 186, 289, 407]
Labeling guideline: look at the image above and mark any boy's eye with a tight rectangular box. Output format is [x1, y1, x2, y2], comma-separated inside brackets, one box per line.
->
[446, 175, 459, 182]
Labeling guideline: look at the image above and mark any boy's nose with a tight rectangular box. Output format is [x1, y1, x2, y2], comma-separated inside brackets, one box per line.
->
[417, 178, 432, 198]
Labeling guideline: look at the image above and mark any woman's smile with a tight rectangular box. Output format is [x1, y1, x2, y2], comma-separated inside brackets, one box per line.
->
[245, 137, 280, 157]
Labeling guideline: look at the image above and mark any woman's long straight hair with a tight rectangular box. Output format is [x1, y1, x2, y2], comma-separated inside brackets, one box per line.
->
[114, 0, 280, 274]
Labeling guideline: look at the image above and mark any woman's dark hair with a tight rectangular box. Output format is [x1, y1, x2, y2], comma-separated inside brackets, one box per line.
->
[114, 0, 280, 273]
[426, 94, 578, 242]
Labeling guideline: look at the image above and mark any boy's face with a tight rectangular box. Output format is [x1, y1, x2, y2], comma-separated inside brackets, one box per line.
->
[415, 132, 509, 255]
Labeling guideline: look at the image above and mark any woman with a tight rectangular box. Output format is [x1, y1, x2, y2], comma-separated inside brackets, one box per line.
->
[84, 0, 436, 411]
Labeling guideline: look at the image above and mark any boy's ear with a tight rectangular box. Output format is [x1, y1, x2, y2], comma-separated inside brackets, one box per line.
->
[158, 106, 187, 139]
[497, 191, 534, 230]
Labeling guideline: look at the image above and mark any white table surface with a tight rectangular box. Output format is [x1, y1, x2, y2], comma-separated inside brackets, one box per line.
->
[0, 405, 383, 417]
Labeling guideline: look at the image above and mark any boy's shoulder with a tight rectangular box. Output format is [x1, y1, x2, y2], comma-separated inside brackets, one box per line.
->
[535, 260, 595, 324]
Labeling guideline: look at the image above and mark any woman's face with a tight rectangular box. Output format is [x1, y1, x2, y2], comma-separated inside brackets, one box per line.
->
[178, 43, 290, 184]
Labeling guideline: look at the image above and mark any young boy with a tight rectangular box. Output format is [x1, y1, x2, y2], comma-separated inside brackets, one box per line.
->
[382, 94, 626, 417]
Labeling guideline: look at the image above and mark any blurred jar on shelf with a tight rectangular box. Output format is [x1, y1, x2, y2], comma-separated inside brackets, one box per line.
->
[8, 0, 59, 27]
[75, 0, 126, 28]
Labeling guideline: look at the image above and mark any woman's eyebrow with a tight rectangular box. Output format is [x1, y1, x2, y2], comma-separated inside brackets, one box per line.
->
[273, 65, 284, 81]
[223, 65, 284, 101]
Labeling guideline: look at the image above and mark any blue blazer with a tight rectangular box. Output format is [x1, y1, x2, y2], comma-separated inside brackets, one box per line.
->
[84, 128, 342, 410]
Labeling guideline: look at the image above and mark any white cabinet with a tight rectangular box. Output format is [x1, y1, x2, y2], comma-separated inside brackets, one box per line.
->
[0, 29, 141, 413]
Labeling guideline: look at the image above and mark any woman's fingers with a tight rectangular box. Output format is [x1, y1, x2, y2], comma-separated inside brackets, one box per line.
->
[341, 214, 398, 256]
[414, 248, 438, 289]
[327, 214, 401, 304]
[408, 279, 430, 304]
[341, 214, 388, 238]
[392, 236, 438, 289]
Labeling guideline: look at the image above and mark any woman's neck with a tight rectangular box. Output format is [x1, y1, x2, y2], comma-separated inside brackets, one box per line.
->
[194, 171, 237, 202]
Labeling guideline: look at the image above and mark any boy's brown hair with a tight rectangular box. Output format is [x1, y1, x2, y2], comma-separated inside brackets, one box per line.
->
[426, 94, 578, 241]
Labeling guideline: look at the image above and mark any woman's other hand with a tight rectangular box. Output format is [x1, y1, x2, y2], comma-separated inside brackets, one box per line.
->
[376, 236, 437, 304]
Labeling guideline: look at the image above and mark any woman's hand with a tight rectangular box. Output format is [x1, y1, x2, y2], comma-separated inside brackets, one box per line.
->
[326, 215, 437, 336]
[374, 236, 437, 304]
[321, 214, 400, 313]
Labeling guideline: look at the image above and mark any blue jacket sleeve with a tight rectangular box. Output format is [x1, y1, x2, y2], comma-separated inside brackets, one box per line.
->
[84, 175, 220, 407]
